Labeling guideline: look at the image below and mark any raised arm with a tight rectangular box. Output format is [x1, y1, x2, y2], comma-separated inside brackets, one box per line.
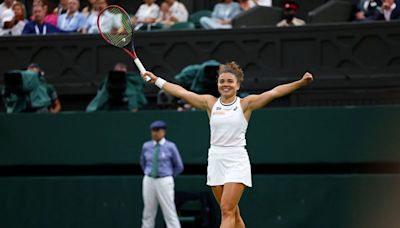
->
[142, 71, 216, 111]
[243, 72, 313, 112]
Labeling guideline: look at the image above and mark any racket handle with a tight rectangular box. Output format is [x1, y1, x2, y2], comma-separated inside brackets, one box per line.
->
[134, 58, 151, 82]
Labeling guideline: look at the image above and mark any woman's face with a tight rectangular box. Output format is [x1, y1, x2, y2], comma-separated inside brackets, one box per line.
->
[13, 5, 25, 18]
[217, 72, 240, 97]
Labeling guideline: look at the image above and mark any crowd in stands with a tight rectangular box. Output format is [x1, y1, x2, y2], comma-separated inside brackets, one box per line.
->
[0, 0, 399, 36]
[354, 0, 400, 22]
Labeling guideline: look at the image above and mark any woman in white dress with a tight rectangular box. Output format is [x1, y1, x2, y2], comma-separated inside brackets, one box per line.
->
[142, 62, 313, 227]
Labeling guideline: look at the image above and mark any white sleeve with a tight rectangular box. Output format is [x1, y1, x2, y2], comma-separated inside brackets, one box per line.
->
[113, 13, 122, 29]
[149, 5, 160, 19]
[135, 5, 144, 18]
[173, 3, 188, 22]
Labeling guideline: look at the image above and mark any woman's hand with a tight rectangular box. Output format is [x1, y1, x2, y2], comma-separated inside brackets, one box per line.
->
[301, 72, 313, 85]
[142, 71, 158, 84]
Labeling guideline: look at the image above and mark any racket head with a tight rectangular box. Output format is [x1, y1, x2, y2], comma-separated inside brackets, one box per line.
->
[97, 5, 133, 49]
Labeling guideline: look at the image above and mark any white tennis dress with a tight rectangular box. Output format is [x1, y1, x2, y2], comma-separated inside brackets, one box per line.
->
[207, 97, 252, 187]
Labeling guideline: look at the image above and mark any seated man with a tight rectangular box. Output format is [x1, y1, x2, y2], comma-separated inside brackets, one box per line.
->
[199, 0, 241, 29]
[132, 0, 159, 30]
[22, 4, 63, 34]
[57, 0, 86, 32]
[374, 0, 400, 21]
[276, 0, 305, 27]
[353, 0, 382, 21]
[157, 0, 188, 27]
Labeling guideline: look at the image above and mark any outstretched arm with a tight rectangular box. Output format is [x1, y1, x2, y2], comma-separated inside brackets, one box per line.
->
[142, 71, 216, 111]
[243, 72, 313, 111]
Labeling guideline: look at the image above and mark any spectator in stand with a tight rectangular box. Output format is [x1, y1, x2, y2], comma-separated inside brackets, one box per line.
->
[82, 0, 109, 34]
[132, 0, 159, 30]
[22, 4, 63, 35]
[31, 0, 58, 26]
[276, 0, 305, 27]
[199, 0, 241, 29]
[156, 0, 188, 27]
[53, 0, 67, 16]
[353, 0, 382, 21]
[82, 0, 96, 17]
[57, 0, 86, 32]
[374, 0, 400, 21]
[0, 0, 15, 28]
[0, 2, 27, 35]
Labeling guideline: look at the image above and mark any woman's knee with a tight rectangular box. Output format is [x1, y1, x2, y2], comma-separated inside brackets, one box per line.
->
[220, 202, 236, 217]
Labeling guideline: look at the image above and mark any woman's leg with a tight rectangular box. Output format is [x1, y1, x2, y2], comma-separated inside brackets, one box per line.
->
[234, 206, 245, 228]
[220, 183, 246, 228]
[211, 185, 223, 204]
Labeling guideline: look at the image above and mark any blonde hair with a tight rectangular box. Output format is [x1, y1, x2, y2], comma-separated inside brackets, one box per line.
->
[218, 61, 244, 83]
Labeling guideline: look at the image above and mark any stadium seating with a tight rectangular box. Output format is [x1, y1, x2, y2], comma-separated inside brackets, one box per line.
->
[232, 6, 283, 28]
[190, 10, 212, 28]
[308, 0, 353, 24]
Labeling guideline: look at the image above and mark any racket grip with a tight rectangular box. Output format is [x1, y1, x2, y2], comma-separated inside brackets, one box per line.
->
[134, 58, 151, 82]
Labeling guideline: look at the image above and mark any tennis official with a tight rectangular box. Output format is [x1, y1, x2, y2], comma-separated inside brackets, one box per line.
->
[140, 120, 184, 228]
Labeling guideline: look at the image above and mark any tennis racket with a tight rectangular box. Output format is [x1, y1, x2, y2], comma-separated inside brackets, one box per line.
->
[97, 5, 151, 81]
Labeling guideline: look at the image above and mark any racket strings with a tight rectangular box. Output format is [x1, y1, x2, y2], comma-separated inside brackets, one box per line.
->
[98, 7, 132, 48]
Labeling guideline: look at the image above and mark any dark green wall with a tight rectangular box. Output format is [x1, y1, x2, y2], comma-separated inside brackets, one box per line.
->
[1, 106, 400, 165]
[1, 175, 400, 228]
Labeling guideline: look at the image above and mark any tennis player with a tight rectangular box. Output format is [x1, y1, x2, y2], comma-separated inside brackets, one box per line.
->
[142, 62, 313, 227]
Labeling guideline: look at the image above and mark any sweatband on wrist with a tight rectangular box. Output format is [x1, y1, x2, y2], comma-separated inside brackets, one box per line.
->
[155, 77, 167, 89]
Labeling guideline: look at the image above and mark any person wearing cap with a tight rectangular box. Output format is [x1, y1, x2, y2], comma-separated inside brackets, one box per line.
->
[0, 2, 27, 36]
[0, 0, 15, 25]
[27, 63, 62, 112]
[140, 120, 184, 228]
[276, 0, 306, 27]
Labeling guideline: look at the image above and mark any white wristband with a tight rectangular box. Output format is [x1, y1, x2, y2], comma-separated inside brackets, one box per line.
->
[155, 77, 167, 89]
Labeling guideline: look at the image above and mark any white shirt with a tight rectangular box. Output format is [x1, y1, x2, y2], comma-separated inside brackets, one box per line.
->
[84, 11, 98, 33]
[210, 97, 248, 147]
[254, 0, 272, 7]
[277, 17, 306, 27]
[0, 1, 15, 28]
[152, 138, 166, 146]
[96, 10, 122, 33]
[383, 3, 397, 21]
[169, 1, 188, 22]
[135, 3, 159, 22]
[57, 11, 86, 31]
